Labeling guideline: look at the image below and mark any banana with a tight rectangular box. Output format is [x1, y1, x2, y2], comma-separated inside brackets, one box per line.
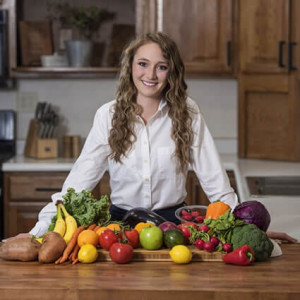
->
[58, 201, 77, 244]
[53, 204, 66, 237]
[35, 237, 43, 243]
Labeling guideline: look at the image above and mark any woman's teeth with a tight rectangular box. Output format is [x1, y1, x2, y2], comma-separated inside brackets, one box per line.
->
[142, 81, 156, 87]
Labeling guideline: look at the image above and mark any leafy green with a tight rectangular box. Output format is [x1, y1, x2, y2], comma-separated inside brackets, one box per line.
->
[204, 210, 245, 244]
[48, 188, 111, 230]
[62, 188, 111, 226]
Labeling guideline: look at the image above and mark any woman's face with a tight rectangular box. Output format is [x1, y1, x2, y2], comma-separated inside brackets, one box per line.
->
[132, 42, 169, 102]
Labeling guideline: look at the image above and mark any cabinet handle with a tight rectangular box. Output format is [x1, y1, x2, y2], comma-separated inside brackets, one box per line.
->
[288, 42, 297, 71]
[278, 41, 285, 68]
[226, 41, 231, 67]
[35, 188, 61, 192]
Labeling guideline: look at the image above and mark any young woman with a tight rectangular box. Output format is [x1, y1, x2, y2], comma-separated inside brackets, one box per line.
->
[5, 32, 297, 243]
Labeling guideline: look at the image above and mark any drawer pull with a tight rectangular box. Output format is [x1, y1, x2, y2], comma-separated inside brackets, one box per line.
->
[35, 188, 61, 192]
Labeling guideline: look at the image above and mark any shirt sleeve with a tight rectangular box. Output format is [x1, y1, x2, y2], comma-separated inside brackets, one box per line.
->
[29, 103, 112, 236]
[189, 99, 238, 209]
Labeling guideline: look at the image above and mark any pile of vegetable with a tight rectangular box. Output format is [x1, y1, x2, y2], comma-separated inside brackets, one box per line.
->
[0, 199, 275, 266]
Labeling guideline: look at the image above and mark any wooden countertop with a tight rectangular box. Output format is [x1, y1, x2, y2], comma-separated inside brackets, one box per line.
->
[0, 244, 299, 300]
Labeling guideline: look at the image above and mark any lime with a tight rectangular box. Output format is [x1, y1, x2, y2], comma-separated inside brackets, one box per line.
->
[169, 245, 192, 264]
[78, 244, 98, 263]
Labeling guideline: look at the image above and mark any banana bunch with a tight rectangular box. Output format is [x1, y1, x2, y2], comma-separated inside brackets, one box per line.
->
[53, 200, 77, 244]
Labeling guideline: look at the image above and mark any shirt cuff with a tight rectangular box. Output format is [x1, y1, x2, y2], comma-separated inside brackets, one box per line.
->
[29, 220, 50, 237]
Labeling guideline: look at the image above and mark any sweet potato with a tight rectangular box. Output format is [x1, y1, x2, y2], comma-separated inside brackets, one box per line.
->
[0, 237, 41, 261]
[39, 231, 67, 264]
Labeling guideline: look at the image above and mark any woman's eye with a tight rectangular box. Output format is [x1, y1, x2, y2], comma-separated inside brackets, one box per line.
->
[138, 62, 147, 67]
[158, 65, 168, 71]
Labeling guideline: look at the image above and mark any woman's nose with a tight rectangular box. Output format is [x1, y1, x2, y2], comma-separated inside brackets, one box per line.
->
[146, 66, 157, 79]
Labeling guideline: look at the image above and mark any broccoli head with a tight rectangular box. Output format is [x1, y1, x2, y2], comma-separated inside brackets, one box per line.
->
[231, 223, 274, 262]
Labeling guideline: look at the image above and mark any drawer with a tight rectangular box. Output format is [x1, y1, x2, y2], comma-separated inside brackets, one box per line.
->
[5, 172, 68, 201]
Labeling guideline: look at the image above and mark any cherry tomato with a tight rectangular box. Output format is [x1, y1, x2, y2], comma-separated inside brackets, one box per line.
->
[99, 229, 118, 250]
[109, 242, 133, 264]
[123, 229, 140, 249]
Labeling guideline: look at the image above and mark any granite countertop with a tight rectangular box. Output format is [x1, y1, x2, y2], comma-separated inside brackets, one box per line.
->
[3, 154, 300, 241]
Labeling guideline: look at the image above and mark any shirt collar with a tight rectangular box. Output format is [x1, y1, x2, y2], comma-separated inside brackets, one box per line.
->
[158, 98, 168, 111]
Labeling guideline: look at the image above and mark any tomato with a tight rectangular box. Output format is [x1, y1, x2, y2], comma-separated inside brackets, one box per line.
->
[109, 242, 133, 264]
[177, 222, 197, 244]
[99, 229, 118, 250]
[123, 229, 140, 249]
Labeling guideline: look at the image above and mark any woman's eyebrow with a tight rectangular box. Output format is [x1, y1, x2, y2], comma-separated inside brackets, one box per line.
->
[137, 58, 168, 64]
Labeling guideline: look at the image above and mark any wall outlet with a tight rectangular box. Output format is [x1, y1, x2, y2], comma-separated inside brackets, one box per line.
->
[17, 92, 39, 113]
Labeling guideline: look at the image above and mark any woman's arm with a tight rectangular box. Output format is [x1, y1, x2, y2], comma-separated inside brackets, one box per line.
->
[267, 231, 298, 243]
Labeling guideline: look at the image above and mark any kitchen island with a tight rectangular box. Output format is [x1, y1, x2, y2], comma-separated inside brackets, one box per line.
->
[0, 243, 299, 300]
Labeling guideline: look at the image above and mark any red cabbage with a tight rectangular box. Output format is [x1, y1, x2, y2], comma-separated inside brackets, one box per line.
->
[233, 200, 271, 232]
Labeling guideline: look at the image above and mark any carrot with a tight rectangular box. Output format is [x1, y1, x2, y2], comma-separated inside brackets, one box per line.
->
[87, 224, 97, 230]
[93, 225, 100, 232]
[72, 258, 79, 265]
[59, 225, 85, 264]
[55, 256, 62, 264]
[71, 244, 80, 262]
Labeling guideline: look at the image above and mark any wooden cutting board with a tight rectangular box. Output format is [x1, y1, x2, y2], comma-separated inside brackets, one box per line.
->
[97, 246, 223, 262]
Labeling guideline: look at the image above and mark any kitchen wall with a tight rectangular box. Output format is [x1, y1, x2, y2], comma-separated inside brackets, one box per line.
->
[0, 78, 238, 155]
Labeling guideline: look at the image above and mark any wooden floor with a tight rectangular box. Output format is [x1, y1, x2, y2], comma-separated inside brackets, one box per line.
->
[0, 244, 299, 300]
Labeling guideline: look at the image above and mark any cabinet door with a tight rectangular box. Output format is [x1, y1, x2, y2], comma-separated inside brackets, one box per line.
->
[239, 0, 290, 73]
[238, 74, 300, 160]
[158, 0, 235, 74]
[5, 201, 49, 238]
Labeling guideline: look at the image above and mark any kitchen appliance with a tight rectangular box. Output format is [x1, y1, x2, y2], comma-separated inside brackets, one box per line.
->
[0, 110, 16, 240]
[0, 10, 14, 89]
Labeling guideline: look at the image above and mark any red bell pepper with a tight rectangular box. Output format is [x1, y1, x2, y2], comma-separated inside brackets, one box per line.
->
[222, 244, 255, 266]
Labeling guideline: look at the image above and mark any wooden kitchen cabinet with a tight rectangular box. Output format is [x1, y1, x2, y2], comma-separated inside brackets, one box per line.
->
[238, 0, 300, 160]
[239, 0, 291, 73]
[137, 0, 237, 75]
[238, 74, 300, 160]
[3, 171, 103, 238]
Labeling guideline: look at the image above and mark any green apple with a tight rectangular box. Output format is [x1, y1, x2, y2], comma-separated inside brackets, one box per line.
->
[139, 226, 163, 250]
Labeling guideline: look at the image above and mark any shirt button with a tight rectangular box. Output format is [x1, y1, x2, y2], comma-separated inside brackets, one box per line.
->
[144, 141, 147, 145]
[144, 159, 148, 163]
[145, 177, 149, 182]
[145, 194, 150, 198]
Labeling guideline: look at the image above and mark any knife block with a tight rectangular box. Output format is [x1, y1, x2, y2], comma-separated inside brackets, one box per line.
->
[24, 119, 58, 158]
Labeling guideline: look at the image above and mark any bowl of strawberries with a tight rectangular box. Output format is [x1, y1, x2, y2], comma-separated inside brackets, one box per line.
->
[175, 205, 207, 224]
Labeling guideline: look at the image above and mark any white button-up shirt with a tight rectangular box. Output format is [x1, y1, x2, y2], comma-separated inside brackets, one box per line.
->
[30, 97, 237, 237]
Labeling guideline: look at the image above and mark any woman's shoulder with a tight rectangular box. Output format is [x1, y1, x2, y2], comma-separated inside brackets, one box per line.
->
[95, 99, 116, 116]
[186, 96, 201, 113]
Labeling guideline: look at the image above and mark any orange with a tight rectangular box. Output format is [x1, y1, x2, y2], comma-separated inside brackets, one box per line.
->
[134, 222, 154, 234]
[106, 223, 121, 231]
[96, 226, 107, 236]
[77, 229, 99, 247]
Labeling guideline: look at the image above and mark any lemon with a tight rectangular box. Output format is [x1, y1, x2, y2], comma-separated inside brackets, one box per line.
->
[78, 244, 98, 263]
[169, 245, 192, 264]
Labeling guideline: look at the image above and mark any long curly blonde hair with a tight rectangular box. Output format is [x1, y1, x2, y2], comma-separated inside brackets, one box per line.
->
[109, 32, 194, 172]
